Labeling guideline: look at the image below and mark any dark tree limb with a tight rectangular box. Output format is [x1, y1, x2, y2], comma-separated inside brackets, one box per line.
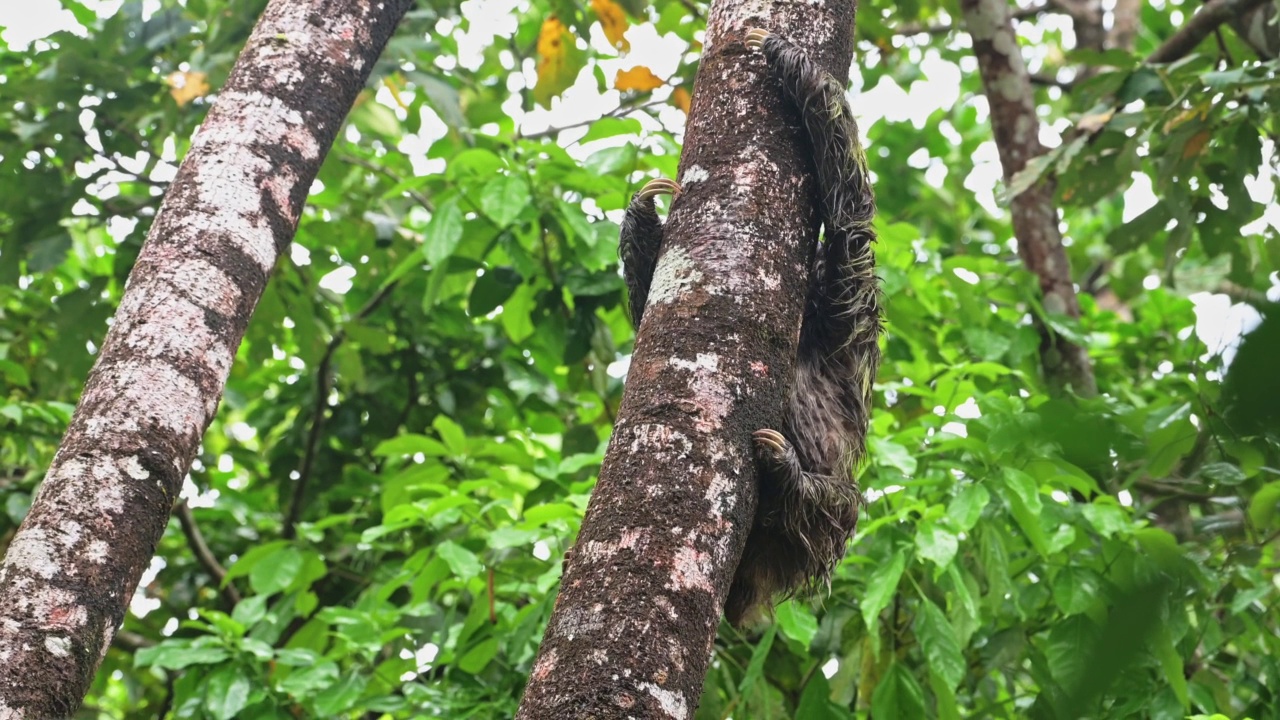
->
[0, 1, 413, 716]
[1148, 0, 1271, 63]
[175, 501, 241, 606]
[515, 0, 859, 716]
[895, 2, 1050, 36]
[961, 0, 1098, 397]
[283, 280, 399, 540]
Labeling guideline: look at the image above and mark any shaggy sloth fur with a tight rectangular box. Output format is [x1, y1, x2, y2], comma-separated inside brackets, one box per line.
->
[618, 28, 881, 626]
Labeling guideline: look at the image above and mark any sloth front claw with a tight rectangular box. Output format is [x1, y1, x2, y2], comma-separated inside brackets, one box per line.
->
[745, 28, 771, 49]
[752, 428, 795, 468]
[636, 177, 682, 201]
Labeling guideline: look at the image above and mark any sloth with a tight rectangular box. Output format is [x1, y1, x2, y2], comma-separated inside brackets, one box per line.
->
[617, 28, 881, 626]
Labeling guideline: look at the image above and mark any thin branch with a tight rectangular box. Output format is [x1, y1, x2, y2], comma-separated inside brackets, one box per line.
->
[283, 280, 400, 539]
[112, 629, 155, 652]
[1030, 71, 1076, 89]
[1216, 280, 1271, 307]
[1147, 0, 1270, 64]
[175, 501, 242, 606]
[343, 153, 435, 212]
[517, 99, 668, 141]
[895, 2, 1051, 36]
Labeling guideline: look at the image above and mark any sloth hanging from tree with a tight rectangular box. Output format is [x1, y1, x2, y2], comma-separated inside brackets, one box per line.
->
[619, 28, 881, 625]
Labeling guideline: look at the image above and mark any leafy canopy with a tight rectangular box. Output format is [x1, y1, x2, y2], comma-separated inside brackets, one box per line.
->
[0, 0, 1278, 717]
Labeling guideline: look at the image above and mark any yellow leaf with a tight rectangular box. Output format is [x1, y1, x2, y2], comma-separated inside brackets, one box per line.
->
[1163, 104, 1209, 133]
[672, 87, 691, 114]
[590, 0, 630, 52]
[1075, 109, 1113, 134]
[383, 75, 409, 111]
[535, 17, 583, 107]
[166, 70, 209, 107]
[615, 66, 663, 92]
[1182, 129, 1211, 159]
[537, 17, 567, 58]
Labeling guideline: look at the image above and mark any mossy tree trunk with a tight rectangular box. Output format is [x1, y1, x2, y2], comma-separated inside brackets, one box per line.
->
[0, 2, 412, 716]
[514, 1, 859, 718]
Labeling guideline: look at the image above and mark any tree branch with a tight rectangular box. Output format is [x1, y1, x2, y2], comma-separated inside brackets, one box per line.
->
[0, 2, 414, 713]
[283, 280, 400, 539]
[516, 3, 859, 715]
[517, 99, 668, 141]
[961, 0, 1098, 397]
[895, 2, 1051, 36]
[175, 501, 241, 606]
[1147, 0, 1270, 64]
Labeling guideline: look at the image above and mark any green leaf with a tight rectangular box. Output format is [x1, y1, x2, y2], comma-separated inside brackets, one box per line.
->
[865, 548, 906, 632]
[795, 673, 843, 720]
[1052, 567, 1101, 615]
[1001, 469, 1050, 557]
[481, 175, 531, 227]
[1044, 615, 1098, 690]
[1199, 462, 1246, 486]
[457, 637, 499, 673]
[433, 415, 468, 456]
[411, 71, 467, 129]
[775, 600, 819, 648]
[916, 599, 964, 690]
[314, 674, 367, 715]
[915, 522, 958, 570]
[224, 541, 289, 583]
[469, 266, 522, 316]
[204, 666, 252, 720]
[1153, 624, 1189, 708]
[423, 198, 464, 264]
[871, 437, 917, 475]
[581, 116, 643, 143]
[946, 484, 989, 532]
[1081, 500, 1130, 538]
[436, 541, 483, 579]
[1248, 481, 1280, 529]
[870, 662, 926, 720]
[737, 624, 776, 694]
[135, 643, 229, 670]
[373, 434, 450, 457]
[249, 546, 304, 595]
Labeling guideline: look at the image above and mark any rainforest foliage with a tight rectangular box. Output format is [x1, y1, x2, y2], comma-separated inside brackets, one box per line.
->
[1, 0, 1278, 717]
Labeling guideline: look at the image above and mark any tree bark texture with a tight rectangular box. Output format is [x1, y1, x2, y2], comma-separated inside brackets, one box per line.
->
[961, 0, 1097, 398]
[1108, 0, 1143, 52]
[514, 1, 857, 718]
[0, 2, 412, 717]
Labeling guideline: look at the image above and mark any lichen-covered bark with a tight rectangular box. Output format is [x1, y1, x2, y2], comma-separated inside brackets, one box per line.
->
[961, 0, 1097, 397]
[0, 2, 411, 716]
[514, 1, 856, 718]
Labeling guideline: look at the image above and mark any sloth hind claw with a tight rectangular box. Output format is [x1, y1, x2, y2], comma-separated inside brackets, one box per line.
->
[636, 177, 682, 201]
[745, 28, 771, 49]
[752, 428, 795, 470]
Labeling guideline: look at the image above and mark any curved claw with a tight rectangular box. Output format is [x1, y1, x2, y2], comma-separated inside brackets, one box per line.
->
[745, 28, 771, 50]
[752, 428, 789, 455]
[636, 177, 682, 201]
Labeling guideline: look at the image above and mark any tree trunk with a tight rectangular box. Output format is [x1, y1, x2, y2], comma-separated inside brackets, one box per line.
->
[0, 1, 411, 716]
[961, 0, 1097, 397]
[514, 1, 857, 718]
